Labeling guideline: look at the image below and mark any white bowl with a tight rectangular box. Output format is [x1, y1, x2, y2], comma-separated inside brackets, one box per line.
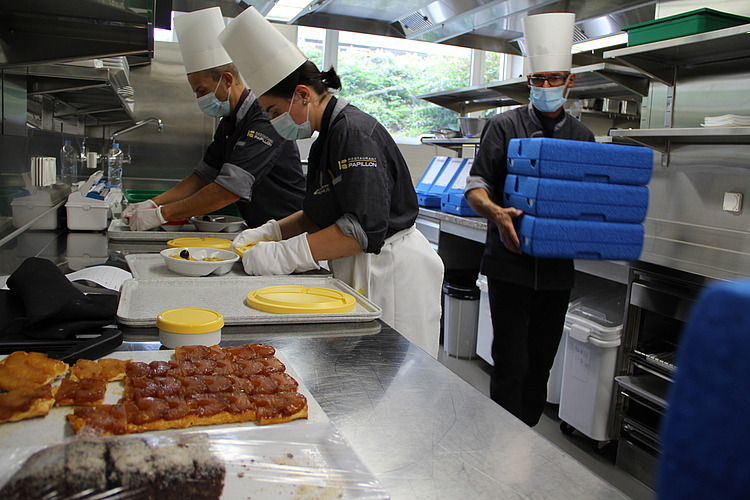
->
[190, 215, 245, 233]
[160, 247, 239, 276]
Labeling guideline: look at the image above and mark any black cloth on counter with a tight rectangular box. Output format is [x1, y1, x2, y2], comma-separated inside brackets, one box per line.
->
[0, 257, 116, 340]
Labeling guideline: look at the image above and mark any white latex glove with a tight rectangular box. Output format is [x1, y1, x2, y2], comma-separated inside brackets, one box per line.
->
[128, 205, 167, 231]
[230, 220, 282, 253]
[241, 233, 320, 275]
[121, 199, 157, 223]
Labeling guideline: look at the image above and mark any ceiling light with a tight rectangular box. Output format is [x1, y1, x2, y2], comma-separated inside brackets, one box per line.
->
[571, 33, 628, 53]
[267, 0, 313, 22]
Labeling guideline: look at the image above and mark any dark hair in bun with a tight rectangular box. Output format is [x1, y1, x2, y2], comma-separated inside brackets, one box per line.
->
[264, 60, 341, 98]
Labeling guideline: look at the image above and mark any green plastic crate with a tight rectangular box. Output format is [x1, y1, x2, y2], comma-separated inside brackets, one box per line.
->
[622, 8, 750, 46]
[123, 189, 242, 217]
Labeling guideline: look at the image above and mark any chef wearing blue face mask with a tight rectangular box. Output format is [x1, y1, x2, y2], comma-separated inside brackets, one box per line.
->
[217, 7, 444, 358]
[464, 13, 595, 427]
[123, 7, 305, 231]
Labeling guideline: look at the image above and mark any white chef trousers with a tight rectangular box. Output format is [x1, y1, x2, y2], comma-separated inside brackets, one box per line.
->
[329, 225, 444, 358]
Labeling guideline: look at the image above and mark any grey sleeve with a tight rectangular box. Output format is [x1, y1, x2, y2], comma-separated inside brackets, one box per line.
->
[465, 175, 493, 197]
[335, 213, 368, 251]
[194, 160, 219, 184]
[194, 161, 256, 201]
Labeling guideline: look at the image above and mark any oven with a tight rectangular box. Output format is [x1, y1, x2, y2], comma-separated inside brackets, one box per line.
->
[613, 265, 708, 490]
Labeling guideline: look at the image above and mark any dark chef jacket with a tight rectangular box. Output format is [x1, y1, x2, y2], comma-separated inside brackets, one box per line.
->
[465, 104, 595, 290]
[195, 88, 306, 228]
[304, 96, 418, 254]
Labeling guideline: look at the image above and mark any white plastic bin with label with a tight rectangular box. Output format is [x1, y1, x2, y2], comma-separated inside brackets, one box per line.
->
[558, 289, 624, 445]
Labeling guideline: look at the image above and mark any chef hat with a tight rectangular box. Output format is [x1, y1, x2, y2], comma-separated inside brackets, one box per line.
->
[522, 12, 576, 73]
[218, 6, 307, 97]
[174, 7, 233, 74]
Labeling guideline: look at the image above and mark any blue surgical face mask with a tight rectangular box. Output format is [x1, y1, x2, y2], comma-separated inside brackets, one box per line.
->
[197, 79, 231, 118]
[270, 93, 312, 140]
[529, 78, 570, 113]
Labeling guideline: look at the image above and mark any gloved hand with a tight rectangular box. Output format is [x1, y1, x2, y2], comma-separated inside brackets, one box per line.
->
[230, 220, 282, 254]
[128, 205, 167, 231]
[241, 233, 319, 275]
[121, 199, 157, 223]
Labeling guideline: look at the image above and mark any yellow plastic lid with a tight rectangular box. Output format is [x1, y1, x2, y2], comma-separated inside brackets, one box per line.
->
[167, 237, 232, 250]
[156, 308, 224, 333]
[246, 286, 357, 314]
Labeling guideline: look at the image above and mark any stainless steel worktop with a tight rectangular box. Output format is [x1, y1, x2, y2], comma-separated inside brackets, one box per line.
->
[118, 322, 631, 500]
[0, 227, 630, 499]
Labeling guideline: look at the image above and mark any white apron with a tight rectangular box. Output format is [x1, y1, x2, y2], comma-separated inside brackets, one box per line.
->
[330, 226, 444, 358]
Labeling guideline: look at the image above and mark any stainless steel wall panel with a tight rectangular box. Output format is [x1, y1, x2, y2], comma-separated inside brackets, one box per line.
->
[108, 41, 213, 188]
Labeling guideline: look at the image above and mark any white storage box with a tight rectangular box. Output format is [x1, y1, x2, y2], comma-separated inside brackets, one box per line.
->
[558, 288, 625, 442]
[11, 185, 70, 230]
[65, 171, 112, 230]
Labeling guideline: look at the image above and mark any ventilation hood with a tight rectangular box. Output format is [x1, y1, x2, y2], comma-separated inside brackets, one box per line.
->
[285, 0, 657, 54]
[0, 0, 153, 69]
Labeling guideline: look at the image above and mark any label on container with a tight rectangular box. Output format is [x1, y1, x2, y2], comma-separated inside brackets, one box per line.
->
[571, 343, 590, 382]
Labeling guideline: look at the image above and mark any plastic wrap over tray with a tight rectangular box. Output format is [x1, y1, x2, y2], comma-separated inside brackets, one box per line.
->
[117, 276, 382, 327]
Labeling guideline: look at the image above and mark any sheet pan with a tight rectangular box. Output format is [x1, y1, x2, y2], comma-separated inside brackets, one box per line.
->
[117, 276, 382, 327]
[107, 218, 241, 241]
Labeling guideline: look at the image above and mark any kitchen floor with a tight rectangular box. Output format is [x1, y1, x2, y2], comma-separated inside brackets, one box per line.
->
[437, 351, 655, 500]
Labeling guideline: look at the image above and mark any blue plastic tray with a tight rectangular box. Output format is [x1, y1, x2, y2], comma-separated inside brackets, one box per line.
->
[516, 215, 644, 260]
[504, 174, 649, 223]
[507, 138, 653, 185]
[441, 192, 479, 217]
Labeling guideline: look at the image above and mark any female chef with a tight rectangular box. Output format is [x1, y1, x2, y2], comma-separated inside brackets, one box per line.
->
[218, 7, 444, 357]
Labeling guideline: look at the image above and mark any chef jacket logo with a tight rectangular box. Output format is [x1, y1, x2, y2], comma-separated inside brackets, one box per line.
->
[247, 130, 273, 147]
[339, 157, 377, 170]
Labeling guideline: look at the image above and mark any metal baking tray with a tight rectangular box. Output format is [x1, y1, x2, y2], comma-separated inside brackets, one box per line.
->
[117, 276, 381, 327]
[125, 253, 247, 278]
[107, 218, 240, 241]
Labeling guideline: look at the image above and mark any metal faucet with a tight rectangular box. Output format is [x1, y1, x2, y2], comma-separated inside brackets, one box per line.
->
[110, 117, 164, 144]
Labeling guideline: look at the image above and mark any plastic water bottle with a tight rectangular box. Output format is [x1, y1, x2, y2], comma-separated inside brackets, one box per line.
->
[59, 140, 78, 185]
[107, 142, 123, 189]
[569, 98, 582, 120]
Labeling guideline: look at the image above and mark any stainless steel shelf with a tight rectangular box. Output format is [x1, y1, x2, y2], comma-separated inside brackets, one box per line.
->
[609, 127, 750, 151]
[19, 61, 135, 126]
[420, 137, 480, 151]
[604, 22, 750, 85]
[417, 63, 650, 114]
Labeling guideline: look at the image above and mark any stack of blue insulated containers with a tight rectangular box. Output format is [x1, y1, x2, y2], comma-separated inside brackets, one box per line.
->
[504, 138, 653, 260]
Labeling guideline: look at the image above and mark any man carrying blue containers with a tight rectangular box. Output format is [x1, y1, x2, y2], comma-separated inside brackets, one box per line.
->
[465, 12, 652, 426]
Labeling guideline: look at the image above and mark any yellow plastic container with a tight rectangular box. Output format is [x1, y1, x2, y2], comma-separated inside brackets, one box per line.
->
[246, 286, 356, 314]
[156, 308, 224, 348]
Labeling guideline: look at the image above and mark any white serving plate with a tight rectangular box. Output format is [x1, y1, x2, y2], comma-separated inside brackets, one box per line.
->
[0, 350, 388, 500]
[117, 276, 382, 327]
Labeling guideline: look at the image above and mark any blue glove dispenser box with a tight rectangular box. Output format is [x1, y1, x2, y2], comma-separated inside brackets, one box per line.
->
[507, 138, 653, 185]
[504, 174, 649, 223]
[516, 215, 644, 260]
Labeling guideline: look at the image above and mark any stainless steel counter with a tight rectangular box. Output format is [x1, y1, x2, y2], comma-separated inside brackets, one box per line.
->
[120, 322, 630, 500]
[0, 227, 631, 499]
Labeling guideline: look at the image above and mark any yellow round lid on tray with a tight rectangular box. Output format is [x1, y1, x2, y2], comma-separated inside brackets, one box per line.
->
[156, 308, 224, 334]
[166, 237, 232, 250]
[246, 285, 357, 314]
